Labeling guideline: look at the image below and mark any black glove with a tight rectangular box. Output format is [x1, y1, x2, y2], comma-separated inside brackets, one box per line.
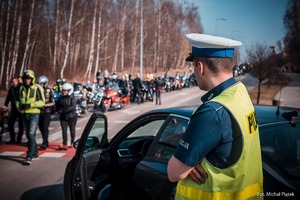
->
[21, 104, 31, 110]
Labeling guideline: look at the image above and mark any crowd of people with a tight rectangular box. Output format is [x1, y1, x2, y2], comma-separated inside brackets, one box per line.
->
[87, 69, 195, 106]
[1, 68, 194, 166]
[1, 69, 78, 165]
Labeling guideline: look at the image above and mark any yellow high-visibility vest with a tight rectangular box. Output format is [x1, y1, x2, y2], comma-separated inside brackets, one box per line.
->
[176, 82, 263, 200]
[17, 84, 45, 114]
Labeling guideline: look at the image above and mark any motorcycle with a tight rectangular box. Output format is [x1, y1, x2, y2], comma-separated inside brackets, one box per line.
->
[93, 87, 109, 113]
[0, 106, 9, 143]
[142, 81, 154, 102]
[103, 82, 130, 111]
[73, 83, 88, 116]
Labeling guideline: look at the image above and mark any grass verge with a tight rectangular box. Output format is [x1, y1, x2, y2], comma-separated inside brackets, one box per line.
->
[248, 74, 291, 105]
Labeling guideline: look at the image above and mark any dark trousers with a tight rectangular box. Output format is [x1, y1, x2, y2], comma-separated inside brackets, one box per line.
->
[38, 112, 52, 146]
[133, 89, 143, 104]
[8, 110, 24, 142]
[156, 91, 162, 105]
[60, 117, 77, 145]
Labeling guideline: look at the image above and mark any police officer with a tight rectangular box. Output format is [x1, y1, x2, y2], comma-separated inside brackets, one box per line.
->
[16, 70, 45, 165]
[37, 75, 55, 149]
[167, 34, 263, 199]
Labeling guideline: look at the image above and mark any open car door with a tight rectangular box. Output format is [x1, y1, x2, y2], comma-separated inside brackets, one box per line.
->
[64, 111, 110, 200]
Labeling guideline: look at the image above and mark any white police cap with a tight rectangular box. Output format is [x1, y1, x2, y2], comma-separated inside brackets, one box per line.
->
[185, 33, 242, 61]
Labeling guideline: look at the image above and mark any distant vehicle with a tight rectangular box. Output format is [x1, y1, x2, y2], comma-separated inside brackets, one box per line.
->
[233, 63, 253, 77]
[103, 82, 130, 111]
[64, 105, 300, 200]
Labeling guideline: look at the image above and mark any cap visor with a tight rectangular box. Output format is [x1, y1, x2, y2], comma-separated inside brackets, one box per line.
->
[185, 54, 194, 62]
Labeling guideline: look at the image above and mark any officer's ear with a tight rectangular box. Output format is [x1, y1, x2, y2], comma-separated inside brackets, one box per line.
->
[194, 60, 204, 76]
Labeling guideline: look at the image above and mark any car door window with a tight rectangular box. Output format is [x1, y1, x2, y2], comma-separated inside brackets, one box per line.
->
[260, 121, 300, 178]
[83, 117, 106, 154]
[153, 116, 189, 161]
[128, 120, 165, 138]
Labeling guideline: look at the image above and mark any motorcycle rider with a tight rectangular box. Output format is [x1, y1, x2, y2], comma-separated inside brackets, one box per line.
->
[16, 69, 45, 165]
[57, 83, 77, 150]
[132, 72, 143, 104]
[53, 78, 62, 94]
[37, 75, 55, 149]
[118, 74, 129, 96]
[154, 76, 165, 105]
[146, 73, 155, 100]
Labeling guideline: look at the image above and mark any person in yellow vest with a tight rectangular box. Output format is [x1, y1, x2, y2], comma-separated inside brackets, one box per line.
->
[16, 69, 45, 165]
[167, 34, 263, 200]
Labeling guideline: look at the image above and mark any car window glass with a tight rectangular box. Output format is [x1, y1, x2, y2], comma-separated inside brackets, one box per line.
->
[128, 120, 165, 138]
[260, 121, 300, 178]
[153, 116, 189, 161]
[83, 117, 106, 154]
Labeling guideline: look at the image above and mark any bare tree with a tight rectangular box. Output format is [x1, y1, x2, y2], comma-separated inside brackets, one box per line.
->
[60, 0, 74, 79]
[20, 0, 35, 73]
[85, 0, 98, 80]
[53, 0, 60, 72]
[246, 42, 272, 104]
[0, 0, 11, 87]
[131, 0, 140, 73]
[0, 0, 206, 91]
[119, 1, 127, 72]
[94, 0, 105, 78]
[11, 0, 23, 82]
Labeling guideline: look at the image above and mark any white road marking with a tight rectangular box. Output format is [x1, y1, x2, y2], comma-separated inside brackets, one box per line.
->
[0, 151, 24, 156]
[113, 121, 129, 124]
[39, 152, 66, 158]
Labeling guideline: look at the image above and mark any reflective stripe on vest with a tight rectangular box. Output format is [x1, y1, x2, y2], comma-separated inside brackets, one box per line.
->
[176, 82, 263, 200]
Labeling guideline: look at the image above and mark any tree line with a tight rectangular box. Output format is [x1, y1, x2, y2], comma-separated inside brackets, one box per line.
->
[245, 0, 300, 104]
[0, 0, 203, 90]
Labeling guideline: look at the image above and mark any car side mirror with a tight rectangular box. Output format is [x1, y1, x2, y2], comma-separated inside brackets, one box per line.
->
[292, 116, 300, 126]
[282, 111, 299, 127]
[73, 139, 80, 149]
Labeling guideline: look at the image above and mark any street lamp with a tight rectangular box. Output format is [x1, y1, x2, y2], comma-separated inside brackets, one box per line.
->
[269, 43, 276, 54]
[140, 0, 143, 79]
[215, 18, 226, 36]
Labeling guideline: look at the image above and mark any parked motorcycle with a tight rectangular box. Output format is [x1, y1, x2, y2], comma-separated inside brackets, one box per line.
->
[103, 82, 130, 111]
[142, 81, 154, 102]
[0, 106, 8, 143]
[73, 83, 87, 116]
[93, 87, 109, 113]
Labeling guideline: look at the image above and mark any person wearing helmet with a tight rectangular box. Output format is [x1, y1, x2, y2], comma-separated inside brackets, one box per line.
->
[53, 78, 62, 93]
[16, 69, 45, 165]
[56, 82, 77, 150]
[62, 78, 67, 84]
[37, 75, 55, 150]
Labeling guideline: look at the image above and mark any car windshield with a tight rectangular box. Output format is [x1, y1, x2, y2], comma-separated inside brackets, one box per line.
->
[259, 118, 300, 179]
[105, 82, 119, 90]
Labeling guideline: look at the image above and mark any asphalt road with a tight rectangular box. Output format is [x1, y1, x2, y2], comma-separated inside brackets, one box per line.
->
[0, 86, 205, 200]
[1, 72, 298, 200]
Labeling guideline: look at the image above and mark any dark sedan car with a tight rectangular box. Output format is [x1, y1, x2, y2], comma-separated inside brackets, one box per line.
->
[64, 105, 300, 200]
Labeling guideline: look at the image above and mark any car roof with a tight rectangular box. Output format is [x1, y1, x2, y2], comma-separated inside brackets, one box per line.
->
[254, 104, 300, 126]
[144, 105, 197, 117]
[144, 104, 299, 126]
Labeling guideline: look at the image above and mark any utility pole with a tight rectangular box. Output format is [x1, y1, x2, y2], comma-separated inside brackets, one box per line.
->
[140, 0, 143, 79]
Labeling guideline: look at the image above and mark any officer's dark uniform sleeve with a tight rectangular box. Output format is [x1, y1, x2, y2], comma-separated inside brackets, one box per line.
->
[173, 104, 223, 167]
